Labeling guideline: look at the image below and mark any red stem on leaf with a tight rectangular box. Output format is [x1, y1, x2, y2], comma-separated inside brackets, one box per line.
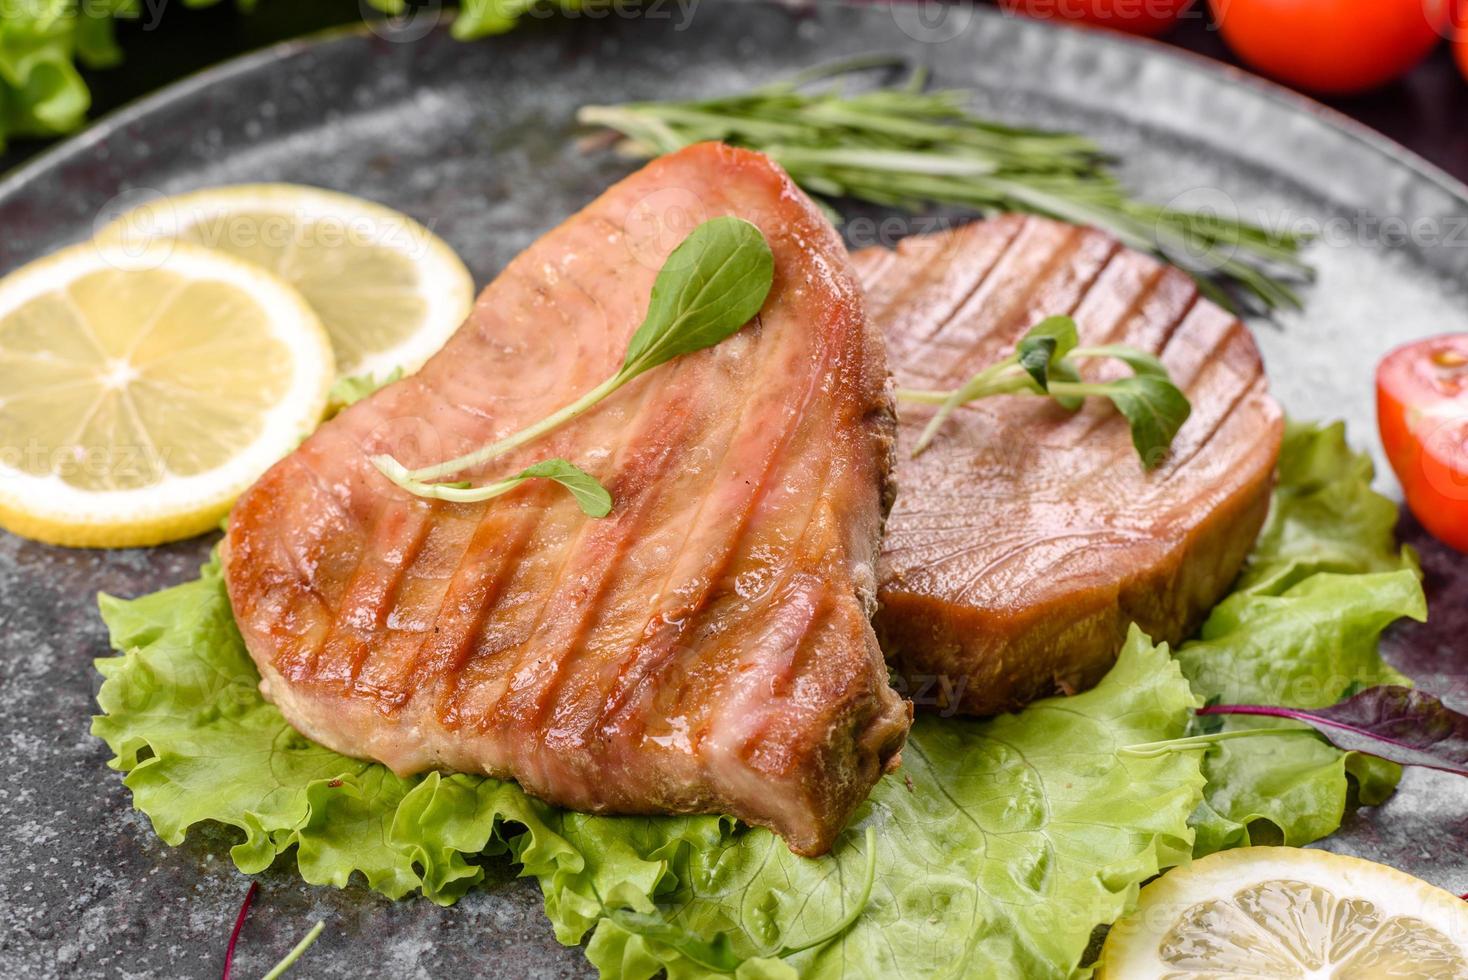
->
[1196, 703, 1295, 719]
[222, 881, 259, 980]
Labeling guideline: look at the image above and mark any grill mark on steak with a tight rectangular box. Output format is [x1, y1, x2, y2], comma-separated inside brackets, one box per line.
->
[498, 381, 705, 738]
[428, 304, 633, 728]
[593, 322, 836, 747]
[878, 215, 1028, 380]
[894, 220, 1099, 389]
[224, 143, 910, 855]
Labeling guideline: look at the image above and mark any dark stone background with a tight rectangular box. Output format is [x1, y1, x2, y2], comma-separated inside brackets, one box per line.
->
[3, 1, 1465, 184]
[0, 3, 1465, 978]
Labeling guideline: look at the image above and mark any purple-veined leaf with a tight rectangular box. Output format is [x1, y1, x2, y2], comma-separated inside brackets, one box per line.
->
[1199, 686, 1468, 776]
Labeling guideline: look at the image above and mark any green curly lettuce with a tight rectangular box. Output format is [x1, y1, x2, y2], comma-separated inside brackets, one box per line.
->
[93, 566, 1203, 976]
[1174, 421, 1426, 854]
[92, 551, 570, 904]
[91, 418, 1423, 977]
[0, 1, 583, 152]
[534, 627, 1203, 979]
[1, 0, 94, 149]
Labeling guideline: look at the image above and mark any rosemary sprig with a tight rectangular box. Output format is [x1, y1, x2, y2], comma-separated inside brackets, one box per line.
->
[578, 57, 1313, 314]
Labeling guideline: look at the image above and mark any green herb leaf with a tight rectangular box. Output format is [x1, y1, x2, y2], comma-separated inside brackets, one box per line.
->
[1089, 373, 1193, 469]
[898, 316, 1190, 466]
[372, 218, 774, 511]
[516, 458, 613, 517]
[1072, 343, 1169, 377]
[406, 458, 613, 517]
[621, 216, 775, 377]
[1015, 315, 1078, 391]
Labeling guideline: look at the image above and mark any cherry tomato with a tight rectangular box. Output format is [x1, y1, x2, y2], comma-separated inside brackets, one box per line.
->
[1209, 0, 1447, 95]
[1377, 334, 1468, 553]
[998, 0, 1194, 36]
[1453, 0, 1468, 82]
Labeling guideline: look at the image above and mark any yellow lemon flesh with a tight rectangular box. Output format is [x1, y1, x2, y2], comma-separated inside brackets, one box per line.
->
[0, 240, 334, 547]
[1098, 846, 1468, 979]
[96, 184, 474, 379]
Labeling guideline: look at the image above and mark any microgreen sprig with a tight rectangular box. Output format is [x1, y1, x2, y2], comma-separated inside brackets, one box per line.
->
[896, 315, 1192, 467]
[579, 57, 1313, 315]
[370, 216, 775, 514]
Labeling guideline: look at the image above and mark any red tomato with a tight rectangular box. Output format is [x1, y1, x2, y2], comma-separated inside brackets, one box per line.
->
[1377, 334, 1468, 553]
[999, 0, 1194, 36]
[1209, 0, 1447, 95]
[1454, 0, 1468, 81]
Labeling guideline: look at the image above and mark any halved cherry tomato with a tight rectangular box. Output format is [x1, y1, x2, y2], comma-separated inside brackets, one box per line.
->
[998, 0, 1194, 36]
[1209, 0, 1447, 95]
[1377, 334, 1468, 553]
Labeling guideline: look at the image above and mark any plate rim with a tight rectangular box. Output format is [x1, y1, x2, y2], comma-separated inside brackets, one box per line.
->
[3, 4, 1466, 215]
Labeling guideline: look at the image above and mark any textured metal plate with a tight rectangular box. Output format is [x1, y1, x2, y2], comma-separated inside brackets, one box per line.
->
[1, 4, 1465, 976]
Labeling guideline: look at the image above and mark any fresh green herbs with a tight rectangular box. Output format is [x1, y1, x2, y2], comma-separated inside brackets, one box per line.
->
[397, 457, 614, 517]
[0, 1, 574, 152]
[579, 57, 1312, 313]
[370, 216, 774, 514]
[326, 367, 403, 416]
[92, 421, 1422, 977]
[895, 314, 1192, 466]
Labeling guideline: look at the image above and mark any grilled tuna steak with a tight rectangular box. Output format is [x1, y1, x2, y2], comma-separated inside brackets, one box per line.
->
[852, 215, 1282, 716]
[223, 144, 910, 856]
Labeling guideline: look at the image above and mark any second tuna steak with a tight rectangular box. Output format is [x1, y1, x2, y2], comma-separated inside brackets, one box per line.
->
[855, 215, 1283, 716]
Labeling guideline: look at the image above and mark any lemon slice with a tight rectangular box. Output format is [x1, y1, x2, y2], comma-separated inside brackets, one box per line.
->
[0, 240, 334, 548]
[95, 184, 474, 378]
[1098, 846, 1468, 979]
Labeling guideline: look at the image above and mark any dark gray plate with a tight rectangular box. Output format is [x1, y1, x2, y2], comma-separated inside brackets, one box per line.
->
[2, 4, 1466, 977]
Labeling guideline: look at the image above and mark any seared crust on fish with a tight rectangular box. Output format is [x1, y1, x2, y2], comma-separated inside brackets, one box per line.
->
[852, 215, 1282, 715]
[224, 144, 910, 856]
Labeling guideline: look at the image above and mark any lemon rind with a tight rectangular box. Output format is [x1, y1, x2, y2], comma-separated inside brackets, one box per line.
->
[94, 183, 474, 379]
[1097, 846, 1468, 977]
[0, 240, 334, 548]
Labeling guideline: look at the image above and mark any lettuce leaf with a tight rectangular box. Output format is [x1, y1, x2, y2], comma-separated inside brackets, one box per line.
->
[1174, 421, 1426, 854]
[0, 2, 579, 152]
[525, 628, 1202, 979]
[0, 0, 92, 148]
[92, 551, 573, 905]
[325, 366, 403, 415]
[93, 568, 1202, 976]
[91, 418, 1419, 977]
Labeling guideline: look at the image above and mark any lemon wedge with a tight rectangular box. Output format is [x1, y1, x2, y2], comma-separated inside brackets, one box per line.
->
[1098, 846, 1468, 979]
[0, 240, 334, 548]
[95, 184, 474, 378]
